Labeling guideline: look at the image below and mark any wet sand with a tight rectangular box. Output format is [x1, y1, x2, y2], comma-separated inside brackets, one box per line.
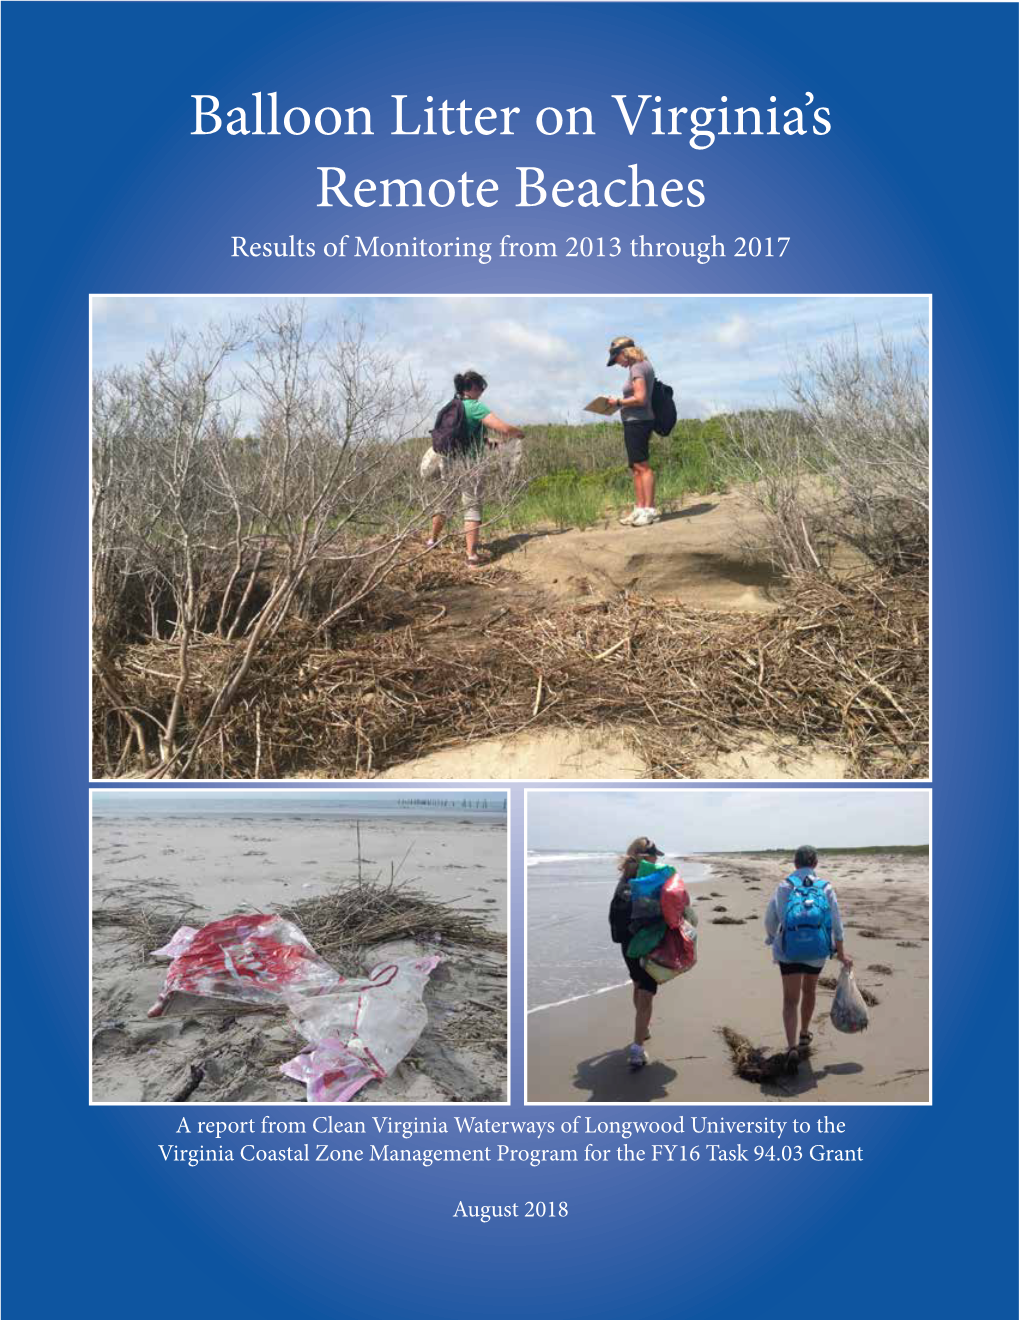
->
[92, 812, 507, 1103]
[527, 851, 929, 1104]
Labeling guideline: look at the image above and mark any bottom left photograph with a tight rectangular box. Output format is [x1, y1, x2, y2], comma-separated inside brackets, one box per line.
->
[91, 788, 508, 1104]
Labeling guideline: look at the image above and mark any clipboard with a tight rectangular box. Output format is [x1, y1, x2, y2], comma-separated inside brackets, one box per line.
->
[583, 395, 620, 416]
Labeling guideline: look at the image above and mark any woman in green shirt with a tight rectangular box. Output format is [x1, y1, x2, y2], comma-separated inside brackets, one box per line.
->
[429, 370, 525, 565]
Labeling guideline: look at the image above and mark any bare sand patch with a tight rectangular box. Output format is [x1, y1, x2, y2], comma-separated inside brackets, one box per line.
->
[692, 737, 849, 780]
[382, 728, 848, 781]
[494, 489, 787, 610]
[379, 728, 646, 780]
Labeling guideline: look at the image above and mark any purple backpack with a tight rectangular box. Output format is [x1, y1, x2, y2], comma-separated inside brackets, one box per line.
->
[430, 397, 469, 454]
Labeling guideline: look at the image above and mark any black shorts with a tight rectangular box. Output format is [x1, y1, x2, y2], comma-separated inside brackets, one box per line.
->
[624, 954, 658, 994]
[778, 962, 823, 977]
[623, 420, 654, 467]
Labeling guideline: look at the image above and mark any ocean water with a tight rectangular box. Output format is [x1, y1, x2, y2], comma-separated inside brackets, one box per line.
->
[92, 791, 506, 822]
[527, 852, 711, 1011]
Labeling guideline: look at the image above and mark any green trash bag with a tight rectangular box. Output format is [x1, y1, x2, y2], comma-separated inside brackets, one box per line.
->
[627, 920, 666, 959]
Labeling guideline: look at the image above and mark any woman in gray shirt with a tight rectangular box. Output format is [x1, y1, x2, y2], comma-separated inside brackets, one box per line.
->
[606, 336, 658, 526]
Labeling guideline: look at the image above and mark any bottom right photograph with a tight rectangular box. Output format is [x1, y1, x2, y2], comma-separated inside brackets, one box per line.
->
[525, 788, 930, 1105]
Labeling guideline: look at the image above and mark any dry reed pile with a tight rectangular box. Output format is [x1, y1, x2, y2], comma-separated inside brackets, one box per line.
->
[277, 877, 505, 969]
[92, 905, 199, 963]
[93, 879, 504, 974]
[95, 565, 927, 779]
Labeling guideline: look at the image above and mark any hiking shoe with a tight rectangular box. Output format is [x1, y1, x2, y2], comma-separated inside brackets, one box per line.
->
[619, 509, 642, 526]
[627, 1043, 647, 1070]
[631, 509, 656, 527]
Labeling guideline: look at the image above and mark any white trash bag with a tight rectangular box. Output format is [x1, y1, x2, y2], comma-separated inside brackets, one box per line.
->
[830, 965, 869, 1033]
[419, 446, 442, 479]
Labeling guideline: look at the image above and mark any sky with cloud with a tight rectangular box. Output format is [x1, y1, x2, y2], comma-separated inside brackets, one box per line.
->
[92, 294, 928, 427]
[527, 789, 929, 853]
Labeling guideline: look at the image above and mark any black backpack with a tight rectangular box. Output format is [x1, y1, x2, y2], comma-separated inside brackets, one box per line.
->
[651, 379, 677, 437]
[608, 878, 633, 945]
[430, 396, 469, 454]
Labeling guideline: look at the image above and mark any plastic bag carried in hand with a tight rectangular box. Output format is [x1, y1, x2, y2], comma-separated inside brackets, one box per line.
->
[420, 446, 442, 479]
[151, 914, 341, 1007]
[660, 873, 690, 930]
[643, 922, 698, 983]
[631, 861, 675, 922]
[830, 965, 869, 1033]
[627, 920, 666, 959]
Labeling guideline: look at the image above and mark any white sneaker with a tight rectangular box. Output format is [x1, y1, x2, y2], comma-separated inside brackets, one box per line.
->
[644, 507, 661, 523]
[627, 1043, 647, 1070]
[619, 508, 642, 526]
[630, 508, 655, 527]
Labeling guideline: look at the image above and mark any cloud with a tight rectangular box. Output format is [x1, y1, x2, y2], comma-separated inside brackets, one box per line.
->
[489, 319, 575, 360]
[714, 313, 753, 349]
[93, 295, 929, 426]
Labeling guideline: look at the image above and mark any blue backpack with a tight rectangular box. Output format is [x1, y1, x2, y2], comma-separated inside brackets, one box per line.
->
[781, 872, 833, 962]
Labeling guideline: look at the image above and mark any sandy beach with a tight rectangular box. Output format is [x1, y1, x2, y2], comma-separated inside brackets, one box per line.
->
[92, 807, 507, 1103]
[527, 851, 929, 1103]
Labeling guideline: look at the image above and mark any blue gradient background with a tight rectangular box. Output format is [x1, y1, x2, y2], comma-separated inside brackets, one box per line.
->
[3, 3, 1017, 1318]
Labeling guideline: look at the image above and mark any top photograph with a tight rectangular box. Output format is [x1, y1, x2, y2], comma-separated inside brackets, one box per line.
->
[90, 294, 929, 782]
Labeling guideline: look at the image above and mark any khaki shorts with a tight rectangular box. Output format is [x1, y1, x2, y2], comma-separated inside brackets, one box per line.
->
[439, 454, 484, 524]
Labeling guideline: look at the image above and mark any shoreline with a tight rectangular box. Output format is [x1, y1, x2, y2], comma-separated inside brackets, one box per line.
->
[527, 851, 929, 1104]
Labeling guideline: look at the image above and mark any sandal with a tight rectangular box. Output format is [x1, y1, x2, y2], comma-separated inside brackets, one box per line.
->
[784, 1047, 800, 1076]
[798, 1031, 813, 1060]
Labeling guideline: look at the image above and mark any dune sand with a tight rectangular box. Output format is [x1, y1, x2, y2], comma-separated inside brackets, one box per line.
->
[380, 729, 647, 780]
[92, 811, 507, 1103]
[376, 496, 869, 781]
[381, 730, 848, 781]
[497, 490, 786, 612]
[527, 851, 929, 1103]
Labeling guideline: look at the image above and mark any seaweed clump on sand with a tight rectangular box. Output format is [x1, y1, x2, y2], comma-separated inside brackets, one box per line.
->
[719, 1027, 788, 1083]
[711, 915, 745, 925]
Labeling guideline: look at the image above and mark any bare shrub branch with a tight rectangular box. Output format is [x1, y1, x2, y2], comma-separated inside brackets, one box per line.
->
[92, 303, 528, 777]
[725, 329, 929, 575]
